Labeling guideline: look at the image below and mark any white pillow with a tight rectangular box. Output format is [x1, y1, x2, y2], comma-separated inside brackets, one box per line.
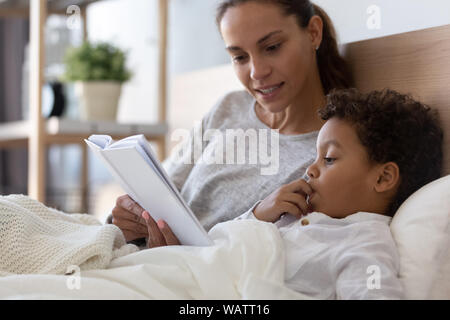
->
[390, 174, 450, 299]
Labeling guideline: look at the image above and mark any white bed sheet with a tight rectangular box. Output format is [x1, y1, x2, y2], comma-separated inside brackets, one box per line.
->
[0, 220, 311, 300]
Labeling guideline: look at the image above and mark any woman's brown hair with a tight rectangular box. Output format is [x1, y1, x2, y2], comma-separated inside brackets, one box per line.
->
[216, 0, 353, 94]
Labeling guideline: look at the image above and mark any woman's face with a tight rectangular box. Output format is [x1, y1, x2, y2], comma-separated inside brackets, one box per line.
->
[219, 2, 320, 113]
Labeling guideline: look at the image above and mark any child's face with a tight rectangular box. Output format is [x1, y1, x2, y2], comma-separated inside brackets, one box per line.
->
[306, 118, 381, 218]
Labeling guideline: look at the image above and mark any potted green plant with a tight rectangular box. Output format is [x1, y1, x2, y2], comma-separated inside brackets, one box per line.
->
[63, 42, 132, 121]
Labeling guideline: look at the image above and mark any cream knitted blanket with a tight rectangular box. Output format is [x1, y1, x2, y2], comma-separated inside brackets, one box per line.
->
[0, 195, 138, 276]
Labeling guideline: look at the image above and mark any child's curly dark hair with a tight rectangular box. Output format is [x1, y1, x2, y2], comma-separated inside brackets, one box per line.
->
[318, 88, 443, 217]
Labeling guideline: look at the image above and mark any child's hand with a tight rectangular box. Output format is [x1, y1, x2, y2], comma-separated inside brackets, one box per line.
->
[253, 178, 313, 223]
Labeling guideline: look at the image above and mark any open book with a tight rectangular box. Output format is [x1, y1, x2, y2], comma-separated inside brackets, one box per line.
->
[85, 134, 212, 246]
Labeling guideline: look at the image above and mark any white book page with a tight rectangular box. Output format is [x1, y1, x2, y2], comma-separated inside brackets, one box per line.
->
[87, 135, 113, 149]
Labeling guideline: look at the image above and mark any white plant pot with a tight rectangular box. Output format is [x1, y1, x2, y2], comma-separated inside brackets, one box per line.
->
[74, 81, 122, 121]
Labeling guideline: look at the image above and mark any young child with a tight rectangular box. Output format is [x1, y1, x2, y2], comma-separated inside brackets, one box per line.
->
[140, 87, 443, 299]
[235, 88, 443, 299]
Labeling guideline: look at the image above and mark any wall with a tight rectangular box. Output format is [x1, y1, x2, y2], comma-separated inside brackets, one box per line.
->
[87, 0, 160, 123]
[168, 0, 228, 75]
[314, 0, 450, 44]
[168, 0, 450, 74]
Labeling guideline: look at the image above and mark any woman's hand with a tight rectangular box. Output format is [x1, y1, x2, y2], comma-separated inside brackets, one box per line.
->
[111, 195, 149, 242]
[253, 178, 313, 223]
[141, 211, 180, 248]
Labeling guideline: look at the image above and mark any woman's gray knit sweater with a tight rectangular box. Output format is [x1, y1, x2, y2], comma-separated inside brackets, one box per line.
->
[163, 91, 318, 230]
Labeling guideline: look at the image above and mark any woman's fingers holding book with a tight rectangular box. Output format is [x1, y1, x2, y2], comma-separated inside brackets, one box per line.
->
[112, 196, 147, 227]
[142, 211, 167, 248]
[141, 211, 180, 247]
[120, 229, 148, 243]
[111, 218, 147, 243]
[156, 219, 180, 245]
[116, 194, 145, 219]
[112, 208, 147, 227]
[112, 217, 148, 235]
[112, 196, 149, 242]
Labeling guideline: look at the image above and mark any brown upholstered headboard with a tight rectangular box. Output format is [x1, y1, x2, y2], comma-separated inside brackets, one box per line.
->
[169, 25, 450, 175]
[341, 24, 450, 176]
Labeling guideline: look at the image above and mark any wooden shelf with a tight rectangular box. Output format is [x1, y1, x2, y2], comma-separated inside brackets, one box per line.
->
[0, 121, 30, 144]
[0, 0, 169, 210]
[0, 118, 168, 147]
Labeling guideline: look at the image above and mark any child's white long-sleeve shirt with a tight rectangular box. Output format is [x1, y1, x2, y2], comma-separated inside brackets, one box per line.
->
[236, 206, 404, 299]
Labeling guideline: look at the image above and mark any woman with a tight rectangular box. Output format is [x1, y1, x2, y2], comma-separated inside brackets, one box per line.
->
[110, 0, 352, 246]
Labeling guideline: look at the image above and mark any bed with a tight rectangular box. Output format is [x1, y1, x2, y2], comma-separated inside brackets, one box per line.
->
[1, 24, 449, 300]
[343, 26, 450, 300]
